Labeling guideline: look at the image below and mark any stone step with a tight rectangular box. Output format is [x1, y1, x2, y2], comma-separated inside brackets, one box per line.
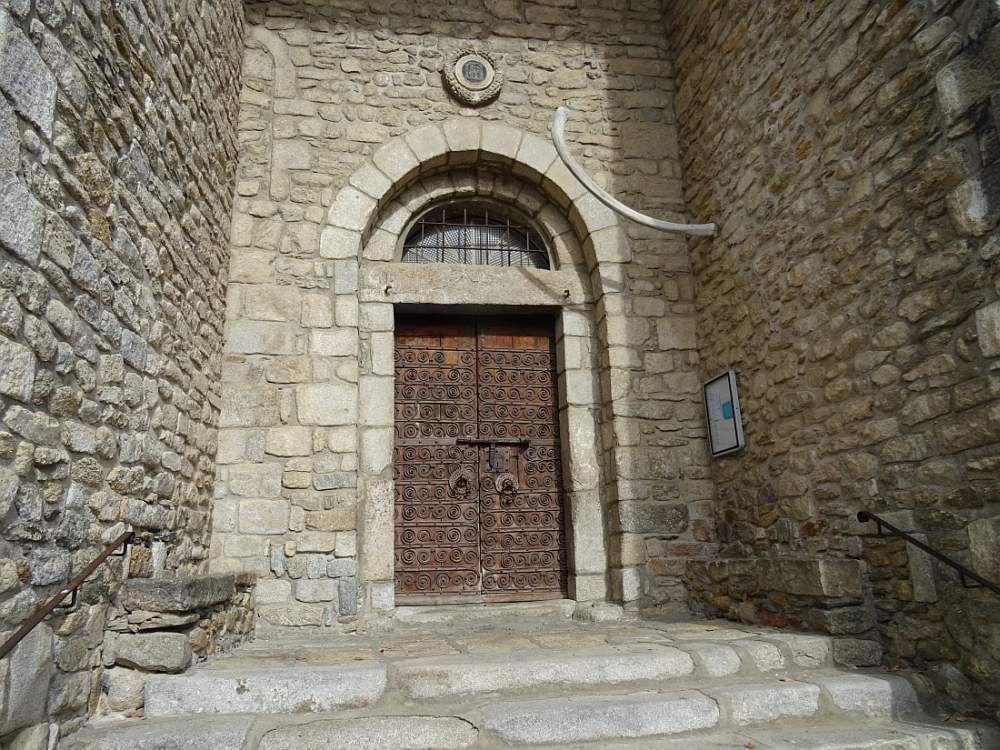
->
[543, 721, 999, 749]
[143, 663, 386, 716]
[392, 598, 577, 626]
[477, 673, 921, 745]
[59, 713, 998, 750]
[392, 643, 696, 699]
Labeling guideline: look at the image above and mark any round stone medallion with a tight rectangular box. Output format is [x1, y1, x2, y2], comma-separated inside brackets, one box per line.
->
[443, 50, 503, 106]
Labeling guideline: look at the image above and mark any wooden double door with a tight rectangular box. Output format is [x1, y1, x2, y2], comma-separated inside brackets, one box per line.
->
[393, 314, 568, 604]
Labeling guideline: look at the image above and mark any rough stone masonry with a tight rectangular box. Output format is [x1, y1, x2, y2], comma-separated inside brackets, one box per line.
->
[0, 0, 245, 742]
[669, 0, 1000, 721]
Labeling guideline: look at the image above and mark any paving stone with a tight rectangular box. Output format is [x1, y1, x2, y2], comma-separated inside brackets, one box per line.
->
[394, 644, 694, 699]
[480, 690, 720, 744]
[144, 664, 387, 716]
[258, 716, 478, 750]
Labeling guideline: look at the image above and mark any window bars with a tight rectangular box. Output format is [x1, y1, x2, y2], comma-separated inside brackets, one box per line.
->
[401, 202, 550, 269]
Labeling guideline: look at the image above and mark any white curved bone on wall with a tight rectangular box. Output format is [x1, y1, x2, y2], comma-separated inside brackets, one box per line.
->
[550, 107, 717, 237]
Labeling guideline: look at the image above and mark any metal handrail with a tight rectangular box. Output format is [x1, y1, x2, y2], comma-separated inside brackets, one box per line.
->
[857, 511, 1000, 597]
[0, 530, 134, 660]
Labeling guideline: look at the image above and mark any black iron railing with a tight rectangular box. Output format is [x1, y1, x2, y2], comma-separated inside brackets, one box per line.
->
[0, 531, 134, 660]
[857, 511, 1000, 597]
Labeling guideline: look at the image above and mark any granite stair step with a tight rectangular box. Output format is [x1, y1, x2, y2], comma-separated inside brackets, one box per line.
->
[476, 672, 922, 745]
[58, 712, 999, 750]
[143, 662, 386, 717]
[391, 643, 697, 699]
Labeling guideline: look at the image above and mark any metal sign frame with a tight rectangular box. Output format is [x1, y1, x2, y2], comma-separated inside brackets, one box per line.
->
[703, 369, 746, 457]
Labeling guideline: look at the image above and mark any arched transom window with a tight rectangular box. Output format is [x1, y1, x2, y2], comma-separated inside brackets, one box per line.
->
[401, 202, 550, 269]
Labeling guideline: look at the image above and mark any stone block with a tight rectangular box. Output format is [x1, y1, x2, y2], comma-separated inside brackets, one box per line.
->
[296, 531, 337, 552]
[480, 690, 719, 745]
[144, 664, 386, 716]
[0, 9, 56, 136]
[113, 633, 192, 673]
[220, 385, 281, 428]
[258, 717, 477, 750]
[815, 674, 918, 718]
[969, 516, 1000, 581]
[229, 249, 275, 284]
[372, 139, 418, 182]
[481, 123, 522, 160]
[307, 507, 355, 532]
[948, 168, 1000, 237]
[657, 316, 698, 350]
[0, 86, 16, 171]
[296, 578, 337, 603]
[6, 724, 48, 749]
[59, 716, 253, 750]
[313, 472, 354, 490]
[514, 132, 558, 178]
[831, 638, 883, 667]
[0, 332, 35, 402]
[361, 427, 392, 475]
[358, 376, 393, 426]
[296, 383, 358, 425]
[101, 667, 146, 712]
[0, 175, 43, 266]
[225, 321, 298, 355]
[709, 681, 819, 726]
[0, 624, 52, 735]
[265, 426, 312, 457]
[256, 578, 291, 605]
[338, 576, 358, 615]
[300, 294, 333, 327]
[404, 124, 448, 164]
[239, 499, 289, 534]
[976, 301, 1000, 357]
[396, 644, 693, 700]
[618, 501, 689, 534]
[327, 187, 376, 232]
[935, 26, 1000, 125]
[123, 575, 236, 612]
[272, 139, 311, 170]
[228, 463, 282, 498]
[215, 429, 264, 464]
[310, 329, 357, 357]
[763, 558, 864, 599]
[337, 531, 357, 558]
[319, 226, 361, 260]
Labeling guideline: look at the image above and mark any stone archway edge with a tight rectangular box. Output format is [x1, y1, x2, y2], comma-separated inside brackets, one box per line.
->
[551, 107, 717, 237]
[321, 119, 625, 257]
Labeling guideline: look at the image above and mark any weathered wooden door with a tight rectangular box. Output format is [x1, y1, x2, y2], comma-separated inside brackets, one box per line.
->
[393, 314, 567, 604]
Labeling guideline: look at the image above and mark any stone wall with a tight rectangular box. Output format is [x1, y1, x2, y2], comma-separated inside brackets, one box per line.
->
[0, 0, 244, 742]
[668, 0, 1000, 719]
[214, 0, 712, 625]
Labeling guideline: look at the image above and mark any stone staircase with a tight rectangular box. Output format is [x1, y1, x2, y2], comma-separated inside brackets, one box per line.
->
[62, 601, 998, 749]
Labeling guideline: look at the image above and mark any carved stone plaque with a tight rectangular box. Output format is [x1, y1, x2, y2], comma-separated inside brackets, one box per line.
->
[443, 49, 503, 107]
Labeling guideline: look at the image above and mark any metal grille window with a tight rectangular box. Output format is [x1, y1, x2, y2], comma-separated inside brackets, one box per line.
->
[401, 202, 550, 269]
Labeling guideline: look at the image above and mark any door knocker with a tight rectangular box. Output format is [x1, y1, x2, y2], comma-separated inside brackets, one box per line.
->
[448, 466, 476, 497]
[495, 472, 519, 494]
